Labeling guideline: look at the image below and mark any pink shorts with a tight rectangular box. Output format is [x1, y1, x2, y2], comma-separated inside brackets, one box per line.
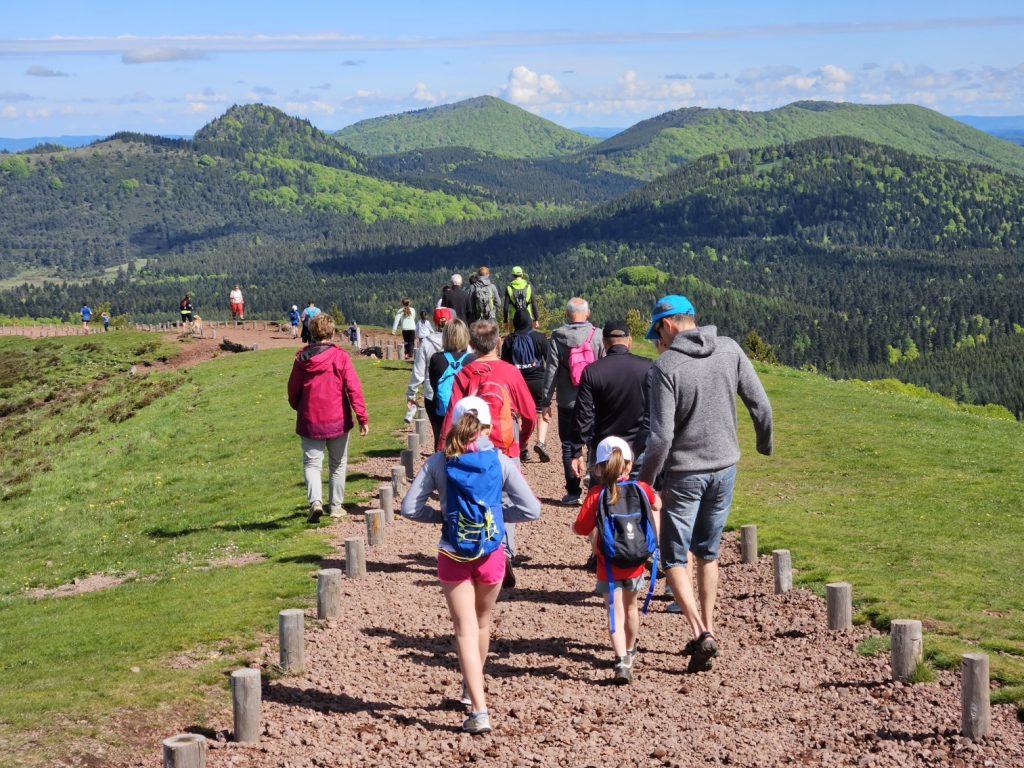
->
[437, 548, 506, 584]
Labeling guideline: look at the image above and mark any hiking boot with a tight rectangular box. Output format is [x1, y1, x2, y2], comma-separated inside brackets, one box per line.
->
[686, 631, 718, 673]
[533, 442, 551, 463]
[306, 500, 323, 523]
[560, 492, 582, 506]
[612, 655, 633, 684]
[462, 712, 492, 734]
[502, 553, 516, 589]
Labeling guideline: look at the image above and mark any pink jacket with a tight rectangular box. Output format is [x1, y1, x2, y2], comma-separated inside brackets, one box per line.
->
[288, 344, 369, 439]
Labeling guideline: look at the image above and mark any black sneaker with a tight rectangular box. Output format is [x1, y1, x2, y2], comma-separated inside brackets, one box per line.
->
[560, 492, 582, 505]
[502, 554, 516, 589]
[686, 631, 718, 673]
[533, 442, 551, 463]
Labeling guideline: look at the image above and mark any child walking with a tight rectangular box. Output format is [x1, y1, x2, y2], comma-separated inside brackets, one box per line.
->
[401, 397, 540, 734]
[572, 436, 660, 684]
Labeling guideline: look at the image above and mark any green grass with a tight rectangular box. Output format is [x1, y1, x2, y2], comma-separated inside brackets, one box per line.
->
[0, 333, 408, 759]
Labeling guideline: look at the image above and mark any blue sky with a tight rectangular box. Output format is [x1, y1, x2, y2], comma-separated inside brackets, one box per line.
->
[1, 1, 1022, 137]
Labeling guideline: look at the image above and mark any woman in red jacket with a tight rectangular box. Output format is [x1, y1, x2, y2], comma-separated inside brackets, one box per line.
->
[288, 313, 370, 522]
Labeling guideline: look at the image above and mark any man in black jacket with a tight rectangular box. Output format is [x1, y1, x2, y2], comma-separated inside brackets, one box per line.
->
[571, 319, 653, 479]
[440, 273, 473, 322]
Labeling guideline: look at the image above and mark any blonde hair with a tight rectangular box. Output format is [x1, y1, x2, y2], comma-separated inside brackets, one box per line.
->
[442, 318, 470, 353]
[445, 412, 483, 458]
[599, 448, 631, 504]
[309, 313, 336, 342]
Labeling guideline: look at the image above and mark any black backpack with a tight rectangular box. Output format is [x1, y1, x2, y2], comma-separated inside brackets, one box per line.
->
[509, 331, 540, 371]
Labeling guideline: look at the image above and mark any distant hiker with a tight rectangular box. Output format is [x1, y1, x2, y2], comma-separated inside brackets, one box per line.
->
[416, 309, 434, 340]
[80, 304, 92, 330]
[441, 273, 473, 322]
[407, 307, 452, 446]
[229, 284, 245, 321]
[101, 311, 110, 332]
[499, 308, 551, 463]
[439, 318, 537, 589]
[288, 313, 370, 523]
[540, 297, 604, 505]
[392, 297, 417, 359]
[300, 300, 320, 344]
[639, 295, 773, 673]
[428, 318, 475, 449]
[573, 436, 661, 684]
[467, 267, 500, 324]
[572, 319, 652, 480]
[401, 396, 541, 735]
[179, 294, 194, 328]
[347, 321, 360, 347]
[502, 266, 538, 329]
[288, 305, 301, 339]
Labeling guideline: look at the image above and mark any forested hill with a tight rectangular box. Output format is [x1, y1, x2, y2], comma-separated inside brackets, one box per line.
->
[583, 101, 1024, 180]
[334, 96, 598, 158]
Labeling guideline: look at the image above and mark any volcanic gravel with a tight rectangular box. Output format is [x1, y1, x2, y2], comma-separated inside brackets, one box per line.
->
[120, 374, 1022, 768]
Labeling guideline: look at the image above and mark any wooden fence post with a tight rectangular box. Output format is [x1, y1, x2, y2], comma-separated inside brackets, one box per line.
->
[162, 733, 207, 767]
[740, 524, 758, 564]
[345, 537, 366, 579]
[772, 549, 792, 594]
[316, 569, 343, 619]
[415, 418, 429, 449]
[826, 582, 853, 630]
[401, 450, 414, 481]
[379, 483, 394, 524]
[961, 653, 991, 739]
[407, 433, 420, 457]
[366, 510, 385, 546]
[890, 619, 923, 681]
[278, 609, 305, 673]
[230, 668, 261, 744]
[415, 406, 426, 421]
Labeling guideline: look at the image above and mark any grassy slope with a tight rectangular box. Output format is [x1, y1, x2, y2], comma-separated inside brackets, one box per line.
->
[1, 332, 1022, 761]
[335, 95, 598, 158]
[589, 102, 1024, 180]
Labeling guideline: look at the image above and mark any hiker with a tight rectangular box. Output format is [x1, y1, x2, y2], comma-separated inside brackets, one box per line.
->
[80, 304, 92, 330]
[439, 319, 537, 588]
[401, 396, 541, 735]
[288, 305, 301, 339]
[573, 436, 660, 684]
[288, 313, 370, 523]
[392, 297, 417, 359]
[229, 284, 245, 321]
[467, 266, 500, 324]
[299, 301, 320, 344]
[416, 309, 434, 340]
[347, 321, 360, 347]
[572, 319, 652, 480]
[428, 318, 475, 450]
[441, 273, 472, 321]
[638, 295, 773, 673]
[101, 311, 110, 332]
[540, 297, 604, 505]
[179, 294, 194, 328]
[407, 307, 452, 446]
[502, 266, 538, 329]
[499, 308, 551, 463]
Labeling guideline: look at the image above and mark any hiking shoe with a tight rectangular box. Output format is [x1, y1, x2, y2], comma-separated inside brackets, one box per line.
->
[502, 553, 516, 589]
[533, 442, 551, 463]
[306, 500, 323, 523]
[560, 492, 582, 506]
[612, 655, 633, 684]
[519, 449, 530, 463]
[329, 506, 350, 521]
[686, 631, 718, 673]
[666, 600, 682, 614]
[462, 712, 492, 734]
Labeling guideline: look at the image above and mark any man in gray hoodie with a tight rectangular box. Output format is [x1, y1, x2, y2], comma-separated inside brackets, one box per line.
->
[638, 295, 773, 673]
[540, 297, 604, 504]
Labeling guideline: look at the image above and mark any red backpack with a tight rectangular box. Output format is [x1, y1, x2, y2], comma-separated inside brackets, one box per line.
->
[461, 363, 519, 454]
[568, 326, 597, 386]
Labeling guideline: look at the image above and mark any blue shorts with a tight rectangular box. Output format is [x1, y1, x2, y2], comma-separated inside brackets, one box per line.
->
[660, 465, 737, 568]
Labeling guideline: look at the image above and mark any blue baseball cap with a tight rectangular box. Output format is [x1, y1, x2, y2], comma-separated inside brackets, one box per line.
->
[645, 295, 695, 340]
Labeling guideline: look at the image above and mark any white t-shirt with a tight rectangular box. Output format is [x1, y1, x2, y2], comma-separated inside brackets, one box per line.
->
[229, 289, 243, 304]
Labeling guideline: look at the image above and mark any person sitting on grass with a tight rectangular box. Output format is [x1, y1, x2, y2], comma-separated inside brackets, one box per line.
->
[401, 396, 540, 735]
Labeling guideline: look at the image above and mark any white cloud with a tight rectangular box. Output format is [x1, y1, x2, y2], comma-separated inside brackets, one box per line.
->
[186, 102, 210, 113]
[1, 106, 17, 118]
[26, 65, 68, 77]
[501, 65, 567, 106]
[184, 88, 228, 102]
[284, 100, 336, 115]
[818, 65, 854, 93]
[123, 48, 206, 65]
[411, 82, 436, 103]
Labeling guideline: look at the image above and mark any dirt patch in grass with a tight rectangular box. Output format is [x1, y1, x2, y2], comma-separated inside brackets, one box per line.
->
[25, 572, 136, 599]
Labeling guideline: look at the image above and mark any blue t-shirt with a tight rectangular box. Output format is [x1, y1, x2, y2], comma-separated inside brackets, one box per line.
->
[81, 306, 92, 321]
[288, 309, 301, 325]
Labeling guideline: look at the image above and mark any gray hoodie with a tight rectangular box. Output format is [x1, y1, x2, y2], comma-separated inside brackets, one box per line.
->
[540, 321, 604, 410]
[406, 330, 443, 400]
[639, 325, 772, 483]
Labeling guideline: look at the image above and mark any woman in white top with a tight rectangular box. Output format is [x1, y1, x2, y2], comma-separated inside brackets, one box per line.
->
[392, 297, 417, 359]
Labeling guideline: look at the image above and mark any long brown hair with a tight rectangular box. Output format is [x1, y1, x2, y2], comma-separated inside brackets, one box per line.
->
[599, 448, 631, 504]
[445, 412, 483, 458]
[401, 297, 412, 317]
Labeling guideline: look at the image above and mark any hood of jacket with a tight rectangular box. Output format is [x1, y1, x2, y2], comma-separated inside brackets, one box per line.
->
[508, 277, 529, 291]
[476, 275, 494, 288]
[296, 343, 343, 370]
[667, 325, 717, 358]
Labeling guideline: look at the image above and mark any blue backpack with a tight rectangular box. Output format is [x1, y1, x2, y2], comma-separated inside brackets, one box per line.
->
[509, 331, 540, 371]
[435, 351, 469, 416]
[442, 450, 505, 561]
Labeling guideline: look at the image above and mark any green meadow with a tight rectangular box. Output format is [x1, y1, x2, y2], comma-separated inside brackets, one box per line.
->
[0, 331, 1021, 762]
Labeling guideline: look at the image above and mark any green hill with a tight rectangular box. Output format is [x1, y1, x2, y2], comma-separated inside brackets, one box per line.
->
[586, 101, 1024, 180]
[335, 95, 598, 158]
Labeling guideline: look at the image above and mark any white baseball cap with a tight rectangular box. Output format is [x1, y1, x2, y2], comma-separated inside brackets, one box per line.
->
[451, 396, 492, 426]
[595, 436, 633, 464]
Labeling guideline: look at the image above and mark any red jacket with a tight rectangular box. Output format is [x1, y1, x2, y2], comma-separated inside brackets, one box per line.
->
[288, 344, 368, 439]
[573, 481, 657, 581]
[439, 357, 536, 458]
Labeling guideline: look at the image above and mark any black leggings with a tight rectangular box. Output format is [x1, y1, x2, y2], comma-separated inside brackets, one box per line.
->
[402, 329, 415, 358]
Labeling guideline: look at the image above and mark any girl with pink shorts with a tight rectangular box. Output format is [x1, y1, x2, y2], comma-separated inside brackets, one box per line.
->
[401, 396, 540, 734]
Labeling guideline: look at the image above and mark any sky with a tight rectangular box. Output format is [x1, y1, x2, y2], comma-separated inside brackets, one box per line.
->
[2, 0, 1023, 138]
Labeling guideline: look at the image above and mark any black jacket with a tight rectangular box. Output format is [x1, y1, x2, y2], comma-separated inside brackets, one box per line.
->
[572, 345, 653, 455]
[441, 286, 473, 322]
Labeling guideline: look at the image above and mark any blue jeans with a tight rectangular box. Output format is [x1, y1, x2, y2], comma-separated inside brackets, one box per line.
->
[660, 465, 737, 568]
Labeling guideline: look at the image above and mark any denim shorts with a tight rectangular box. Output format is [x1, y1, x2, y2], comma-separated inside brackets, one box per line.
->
[660, 465, 737, 568]
[595, 575, 646, 594]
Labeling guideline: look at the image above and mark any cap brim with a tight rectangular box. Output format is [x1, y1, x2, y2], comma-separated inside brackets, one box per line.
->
[644, 319, 660, 340]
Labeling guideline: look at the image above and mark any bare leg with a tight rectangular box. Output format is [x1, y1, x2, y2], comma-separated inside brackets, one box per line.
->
[609, 587, 627, 657]
[536, 414, 549, 446]
[664, 563, 707, 641]
[442, 579, 501, 714]
[623, 589, 640, 654]
[694, 557, 719, 635]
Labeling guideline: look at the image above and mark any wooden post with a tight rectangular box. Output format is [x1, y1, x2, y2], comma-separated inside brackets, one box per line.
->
[961, 653, 991, 739]
[826, 582, 853, 630]
[384, 345, 392, 360]
[740, 524, 758, 564]
[379, 483, 394, 524]
[230, 668, 261, 744]
[366, 509, 385, 546]
[316, 568, 343, 620]
[890, 619, 923, 681]
[415, 418, 429, 449]
[278, 609, 305, 673]
[772, 549, 792, 594]
[415, 406, 426, 421]
[391, 466, 405, 497]
[162, 733, 207, 767]
[407, 433, 419, 456]
[401, 450, 414, 481]
[345, 537, 366, 579]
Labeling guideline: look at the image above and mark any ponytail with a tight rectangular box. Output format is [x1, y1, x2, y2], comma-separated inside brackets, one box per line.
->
[599, 449, 630, 504]
[445, 412, 482, 458]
